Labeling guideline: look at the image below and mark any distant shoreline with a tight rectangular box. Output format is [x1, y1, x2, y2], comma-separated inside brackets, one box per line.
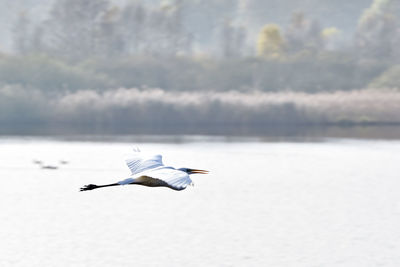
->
[2, 88, 400, 139]
[2, 125, 400, 141]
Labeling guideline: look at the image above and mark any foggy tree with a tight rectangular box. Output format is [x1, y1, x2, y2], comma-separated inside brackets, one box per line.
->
[256, 24, 285, 59]
[220, 19, 235, 58]
[368, 65, 400, 88]
[285, 12, 324, 54]
[143, 1, 192, 56]
[120, 2, 147, 54]
[164, 0, 193, 55]
[161, 0, 186, 54]
[355, 0, 400, 61]
[30, 26, 45, 54]
[321, 27, 342, 50]
[146, 6, 169, 54]
[4, 0, 399, 98]
[42, 0, 110, 61]
[98, 6, 125, 57]
[219, 19, 247, 58]
[12, 11, 31, 55]
[182, 0, 238, 48]
[307, 20, 324, 51]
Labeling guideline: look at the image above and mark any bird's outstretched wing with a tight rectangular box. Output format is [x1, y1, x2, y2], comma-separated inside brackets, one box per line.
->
[125, 150, 164, 175]
[142, 167, 193, 190]
[124, 148, 193, 190]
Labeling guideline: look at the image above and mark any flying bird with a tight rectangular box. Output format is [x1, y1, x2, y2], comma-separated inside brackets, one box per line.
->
[80, 148, 208, 191]
[41, 165, 58, 170]
[32, 160, 43, 165]
[33, 160, 59, 170]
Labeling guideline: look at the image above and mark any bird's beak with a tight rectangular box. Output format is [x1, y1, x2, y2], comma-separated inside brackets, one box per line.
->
[190, 169, 209, 174]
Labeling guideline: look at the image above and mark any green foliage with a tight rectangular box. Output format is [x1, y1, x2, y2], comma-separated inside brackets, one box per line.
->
[88, 56, 204, 91]
[5, 0, 399, 95]
[257, 24, 286, 59]
[284, 12, 324, 54]
[355, 0, 400, 61]
[0, 51, 388, 93]
[44, 0, 110, 61]
[368, 65, 400, 88]
[0, 54, 114, 92]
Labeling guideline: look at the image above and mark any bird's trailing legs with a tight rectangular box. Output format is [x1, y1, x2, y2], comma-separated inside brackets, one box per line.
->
[80, 183, 120, 191]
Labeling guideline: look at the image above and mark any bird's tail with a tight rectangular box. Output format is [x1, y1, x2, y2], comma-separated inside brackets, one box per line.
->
[80, 184, 99, 191]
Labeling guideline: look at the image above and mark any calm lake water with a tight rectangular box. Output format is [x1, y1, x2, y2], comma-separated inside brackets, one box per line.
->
[0, 136, 399, 266]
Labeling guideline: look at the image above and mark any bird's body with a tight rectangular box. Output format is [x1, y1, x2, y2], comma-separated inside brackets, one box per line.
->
[134, 175, 172, 188]
[41, 165, 58, 170]
[32, 160, 43, 165]
[80, 149, 208, 191]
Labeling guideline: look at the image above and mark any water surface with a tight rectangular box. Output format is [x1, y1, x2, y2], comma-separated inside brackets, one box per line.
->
[0, 137, 399, 266]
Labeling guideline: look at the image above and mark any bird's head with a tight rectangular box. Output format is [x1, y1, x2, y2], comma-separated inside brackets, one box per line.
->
[179, 168, 209, 174]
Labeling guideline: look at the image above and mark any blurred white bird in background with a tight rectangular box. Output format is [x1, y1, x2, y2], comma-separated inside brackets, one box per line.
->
[80, 148, 208, 191]
[33, 159, 59, 170]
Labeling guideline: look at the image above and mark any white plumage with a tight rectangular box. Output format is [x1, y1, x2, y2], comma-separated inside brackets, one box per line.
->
[119, 152, 193, 190]
[80, 148, 208, 192]
[125, 153, 164, 176]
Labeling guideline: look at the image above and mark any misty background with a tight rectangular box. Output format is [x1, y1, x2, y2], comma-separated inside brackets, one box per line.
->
[1, 0, 400, 136]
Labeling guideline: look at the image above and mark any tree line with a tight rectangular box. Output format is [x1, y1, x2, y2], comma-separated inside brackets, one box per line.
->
[3, 0, 399, 93]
